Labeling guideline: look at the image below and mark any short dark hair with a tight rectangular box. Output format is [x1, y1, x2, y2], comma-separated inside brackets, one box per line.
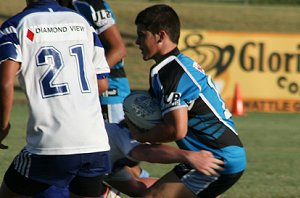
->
[135, 4, 181, 44]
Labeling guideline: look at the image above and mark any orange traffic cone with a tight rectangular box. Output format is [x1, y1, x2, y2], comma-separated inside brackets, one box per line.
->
[232, 83, 245, 116]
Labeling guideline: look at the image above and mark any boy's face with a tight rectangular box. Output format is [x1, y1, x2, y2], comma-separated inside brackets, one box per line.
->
[135, 25, 159, 61]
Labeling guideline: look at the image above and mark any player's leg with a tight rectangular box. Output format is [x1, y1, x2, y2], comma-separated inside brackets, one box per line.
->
[0, 181, 30, 198]
[147, 163, 243, 198]
[125, 165, 150, 178]
[0, 163, 51, 198]
[143, 170, 196, 198]
[197, 171, 244, 198]
[69, 151, 111, 198]
[104, 168, 157, 197]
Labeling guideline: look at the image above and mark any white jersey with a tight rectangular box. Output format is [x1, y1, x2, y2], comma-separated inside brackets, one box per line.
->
[0, 1, 110, 155]
[105, 123, 140, 166]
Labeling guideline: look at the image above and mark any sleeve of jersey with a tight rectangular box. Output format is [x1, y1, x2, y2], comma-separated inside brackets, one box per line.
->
[0, 24, 22, 64]
[106, 124, 140, 162]
[92, 0, 116, 34]
[157, 59, 200, 116]
[93, 32, 110, 79]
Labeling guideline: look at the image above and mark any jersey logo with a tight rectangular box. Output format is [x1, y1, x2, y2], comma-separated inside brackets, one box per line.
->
[93, 9, 112, 27]
[26, 29, 34, 41]
[193, 62, 205, 74]
[164, 92, 181, 106]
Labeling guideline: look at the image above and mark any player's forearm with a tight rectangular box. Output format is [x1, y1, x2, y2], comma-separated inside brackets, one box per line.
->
[99, 25, 126, 67]
[105, 46, 126, 68]
[0, 86, 13, 129]
[134, 107, 188, 143]
[135, 119, 187, 144]
[131, 143, 189, 164]
[97, 78, 108, 94]
[0, 61, 16, 129]
[133, 123, 178, 144]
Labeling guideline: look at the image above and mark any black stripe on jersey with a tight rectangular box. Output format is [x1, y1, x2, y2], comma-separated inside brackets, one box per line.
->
[109, 67, 127, 78]
[188, 97, 243, 148]
[101, 104, 109, 122]
[217, 127, 243, 147]
[158, 59, 185, 95]
[189, 97, 213, 117]
[190, 125, 243, 149]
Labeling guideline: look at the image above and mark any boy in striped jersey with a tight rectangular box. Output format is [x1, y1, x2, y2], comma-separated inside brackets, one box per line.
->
[127, 4, 247, 197]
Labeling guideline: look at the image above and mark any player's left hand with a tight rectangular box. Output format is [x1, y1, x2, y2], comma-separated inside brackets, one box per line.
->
[186, 150, 224, 176]
[0, 123, 10, 149]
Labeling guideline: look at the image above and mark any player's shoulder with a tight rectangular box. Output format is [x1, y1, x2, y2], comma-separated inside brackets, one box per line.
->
[152, 48, 193, 69]
[0, 8, 34, 30]
[151, 53, 191, 77]
[73, 0, 108, 11]
[72, 0, 115, 30]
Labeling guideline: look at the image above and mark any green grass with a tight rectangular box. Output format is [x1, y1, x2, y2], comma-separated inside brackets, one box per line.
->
[0, 104, 27, 175]
[1, 104, 300, 197]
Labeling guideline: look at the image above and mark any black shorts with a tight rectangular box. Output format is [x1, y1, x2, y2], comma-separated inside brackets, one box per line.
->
[3, 149, 111, 197]
[173, 163, 244, 198]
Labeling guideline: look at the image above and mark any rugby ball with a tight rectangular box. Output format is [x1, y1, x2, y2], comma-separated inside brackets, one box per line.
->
[123, 91, 162, 131]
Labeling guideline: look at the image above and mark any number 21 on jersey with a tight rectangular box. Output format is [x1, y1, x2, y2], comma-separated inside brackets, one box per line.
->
[36, 45, 90, 98]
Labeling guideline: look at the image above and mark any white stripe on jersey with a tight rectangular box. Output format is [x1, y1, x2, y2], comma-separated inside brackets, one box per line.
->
[1, 26, 17, 35]
[14, 149, 32, 177]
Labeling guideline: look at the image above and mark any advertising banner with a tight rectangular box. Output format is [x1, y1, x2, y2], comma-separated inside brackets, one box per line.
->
[179, 30, 300, 112]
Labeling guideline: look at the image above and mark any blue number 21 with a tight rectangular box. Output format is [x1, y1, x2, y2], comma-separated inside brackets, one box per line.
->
[36, 45, 90, 98]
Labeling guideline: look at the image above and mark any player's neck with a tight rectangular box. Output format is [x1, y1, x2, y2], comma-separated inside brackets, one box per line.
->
[154, 43, 178, 63]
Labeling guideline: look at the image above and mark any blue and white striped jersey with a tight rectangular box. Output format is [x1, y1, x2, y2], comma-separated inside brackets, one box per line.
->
[149, 48, 246, 174]
[70, 0, 130, 105]
[0, 0, 110, 155]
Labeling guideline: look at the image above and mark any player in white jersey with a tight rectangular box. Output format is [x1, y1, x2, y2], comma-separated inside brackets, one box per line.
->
[0, 0, 111, 197]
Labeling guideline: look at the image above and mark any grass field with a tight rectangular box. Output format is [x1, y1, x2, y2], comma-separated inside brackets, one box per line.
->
[1, 104, 300, 197]
[1, 1, 300, 197]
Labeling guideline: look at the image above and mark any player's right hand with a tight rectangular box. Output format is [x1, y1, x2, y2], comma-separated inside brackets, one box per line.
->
[0, 123, 10, 149]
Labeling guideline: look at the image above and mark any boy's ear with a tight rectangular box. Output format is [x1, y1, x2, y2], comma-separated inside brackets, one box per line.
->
[155, 30, 167, 43]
